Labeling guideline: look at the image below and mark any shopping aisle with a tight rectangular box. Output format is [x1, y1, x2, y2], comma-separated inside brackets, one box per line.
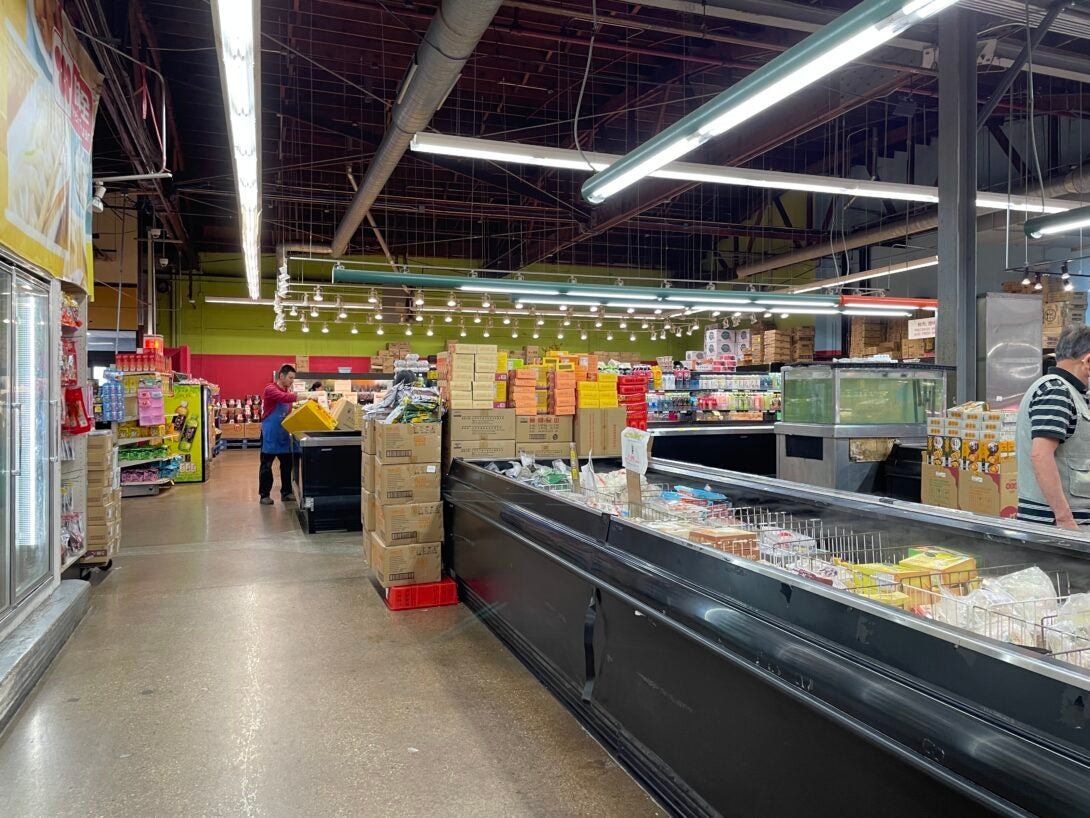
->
[0, 451, 660, 818]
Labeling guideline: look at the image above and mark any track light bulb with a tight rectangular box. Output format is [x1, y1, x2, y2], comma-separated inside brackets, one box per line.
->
[350, 324, 359, 334]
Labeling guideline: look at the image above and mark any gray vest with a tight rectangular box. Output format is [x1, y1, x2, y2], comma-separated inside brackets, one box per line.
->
[1016, 373, 1090, 511]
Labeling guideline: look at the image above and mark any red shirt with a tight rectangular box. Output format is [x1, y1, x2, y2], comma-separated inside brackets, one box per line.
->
[262, 382, 299, 420]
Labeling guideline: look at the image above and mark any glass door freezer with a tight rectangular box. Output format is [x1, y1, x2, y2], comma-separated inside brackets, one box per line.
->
[444, 457, 1090, 817]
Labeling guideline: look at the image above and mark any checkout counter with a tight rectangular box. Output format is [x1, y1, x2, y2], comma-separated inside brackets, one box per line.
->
[444, 457, 1090, 817]
[775, 363, 949, 492]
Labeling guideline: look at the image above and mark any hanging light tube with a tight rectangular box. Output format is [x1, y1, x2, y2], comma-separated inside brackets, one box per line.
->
[210, 0, 262, 299]
[411, 133, 1071, 215]
[788, 255, 939, 293]
[460, 284, 560, 296]
[1024, 204, 1090, 239]
[581, 0, 961, 204]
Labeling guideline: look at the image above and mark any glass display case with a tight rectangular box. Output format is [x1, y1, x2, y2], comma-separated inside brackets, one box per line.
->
[782, 363, 946, 425]
[777, 363, 950, 493]
[444, 457, 1090, 818]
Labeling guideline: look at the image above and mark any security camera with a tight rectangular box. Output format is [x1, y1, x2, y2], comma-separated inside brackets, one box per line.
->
[149, 228, 162, 239]
[158, 257, 169, 268]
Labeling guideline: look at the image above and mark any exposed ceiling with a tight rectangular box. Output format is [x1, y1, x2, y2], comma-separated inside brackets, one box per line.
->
[83, 0, 1090, 283]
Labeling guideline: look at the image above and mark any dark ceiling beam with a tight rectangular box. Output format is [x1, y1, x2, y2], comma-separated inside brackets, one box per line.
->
[71, 0, 195, 265]
[485, 65, 909, 270]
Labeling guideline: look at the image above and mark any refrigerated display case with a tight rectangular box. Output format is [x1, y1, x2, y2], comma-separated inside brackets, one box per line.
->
[445, 457, 1090, 817]
[0, 256, 60, 638]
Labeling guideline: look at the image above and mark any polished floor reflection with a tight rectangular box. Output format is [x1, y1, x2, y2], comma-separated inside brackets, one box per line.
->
[0, 450, 660, 817]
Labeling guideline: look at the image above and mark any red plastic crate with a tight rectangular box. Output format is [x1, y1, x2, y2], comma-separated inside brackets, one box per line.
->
[382, 577, 459, 611]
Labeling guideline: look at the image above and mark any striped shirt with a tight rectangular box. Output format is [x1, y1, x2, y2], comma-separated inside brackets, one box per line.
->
[1016, 368, 1090, 525]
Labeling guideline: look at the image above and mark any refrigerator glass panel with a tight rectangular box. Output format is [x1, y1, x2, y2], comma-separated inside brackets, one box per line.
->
[12, 271, 50, 600]
[0, 266, 9, 614]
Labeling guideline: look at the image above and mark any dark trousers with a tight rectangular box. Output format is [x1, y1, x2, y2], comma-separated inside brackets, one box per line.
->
[259, 452, 294, 498]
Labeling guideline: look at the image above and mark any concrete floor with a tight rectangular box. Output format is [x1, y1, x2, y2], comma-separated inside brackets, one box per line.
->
[0, 450, 660, 818]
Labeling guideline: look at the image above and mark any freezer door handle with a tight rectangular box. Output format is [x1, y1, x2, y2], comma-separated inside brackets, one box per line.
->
[10, 402, 21, 476]
[48, 398, 59, 462]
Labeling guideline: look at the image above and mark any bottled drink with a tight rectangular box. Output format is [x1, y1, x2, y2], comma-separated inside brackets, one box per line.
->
[173, 400, 189, 433]
[179, 413, 199, 453]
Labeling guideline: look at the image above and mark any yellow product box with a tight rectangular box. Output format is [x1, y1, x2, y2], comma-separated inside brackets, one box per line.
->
[597, 372, 618, 384]
[472, 400, 494, 409]
[598, 395, 619, 408]
[844, 562, 931, 594]
[858, 589, 913, 610]
[494, 381, 507, 401]
[898, 547, 978, 585]
[577, 397, 600, 409]
[497, 351, 508, 371]
[926, 418, 944, 435]
[282, 400, 337, 435]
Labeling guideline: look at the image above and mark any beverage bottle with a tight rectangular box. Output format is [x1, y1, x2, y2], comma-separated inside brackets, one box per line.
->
[173, 400, 189, 433]
[179, 413, 199, 452]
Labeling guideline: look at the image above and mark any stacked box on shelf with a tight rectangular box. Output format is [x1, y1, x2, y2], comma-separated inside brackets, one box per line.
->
[509, 367, 539, 415]
[85, 430, 121, 559]
[792, 326, 816, 362]
[849, 317, 885, 357]
[762, 330, 793, 363]
[371, 420, 444, 589]
[444, 409, 516, 469]
[617, 373, 649, 430]
[547, 369, 576, 415]
[922, 403, 1018, 518]
[516, 415, 574, 459]
[1043, 291, 1087, 348]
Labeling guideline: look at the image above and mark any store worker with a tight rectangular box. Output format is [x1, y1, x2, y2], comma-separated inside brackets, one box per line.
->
[259, 364, 301, 506]
[1016, 325, 1090, 529]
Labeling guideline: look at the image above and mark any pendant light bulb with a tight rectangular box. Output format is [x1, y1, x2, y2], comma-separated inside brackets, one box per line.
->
[459, 321, 467, 337]
[446, 294, 457, 307]
[1062, 263, 1071, 281]
[629, 332, 637, 342]
[480, 293, 492, 309]
[1021, 274, 1032, 286]
[557, 330, 565, 339]
[444, 314, 453, 323]
[641, 320, 649, 329]
[367, 289, 378, 304]
[350, 324, 359, 334]
[594, 319, 603, 328]
[502, 316, 511, 325]
[405, 325, 413, 336]
[375, 311, 383, 320]
[413, 289, 425, 307]
[764, 311, 773, 318]
[780, 312, 789, 319]
[606, 331, 614, 341]
[562, 318, 571, 327]
[376, 326, 385, 336]
[289, 305, 298, 317]
[426, 322, 434, 337]
[1034, 274, 1043, 291]
[310, 306, 319, 318]
[580, 328, 588, 341]
[313, 286, 323, 302]
[473, 315, 482, 324]
[415, 314, 424, 323]
[619, 320, 627, 329]
[321, 323, 330, 334]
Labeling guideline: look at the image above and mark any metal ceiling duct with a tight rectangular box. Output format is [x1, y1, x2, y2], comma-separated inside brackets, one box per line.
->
[735, 160, 1090, 278]
[330, 0, 504, 257]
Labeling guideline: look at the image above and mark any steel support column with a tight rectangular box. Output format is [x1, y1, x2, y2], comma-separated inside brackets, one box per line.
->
[937, 9, 977, 403]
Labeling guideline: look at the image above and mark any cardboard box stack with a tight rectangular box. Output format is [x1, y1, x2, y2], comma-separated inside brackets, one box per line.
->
[444, 408, 517, 469]
[922, 403, 1018, 518]
[792, 326, 815, 361]
[547, 368, 576, 415]
[516, 415, 574, 459]
[616, 373, 650, 431]
[762, 330, 794, 364]
[574, 407, 627, 457]
[437, 343, 503, 410]
[1043, 290, 1088, 349]
[369, 420, 444, 589]
[372, 342, 412, 374]
[86, 430, 121, 561]
[704, 328, 750, 360]
[849, 317, 885, 357]
[510, 366, 539, 415]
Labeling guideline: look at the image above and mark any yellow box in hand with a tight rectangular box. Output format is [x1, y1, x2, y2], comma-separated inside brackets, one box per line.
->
[282, 400, 337, 434]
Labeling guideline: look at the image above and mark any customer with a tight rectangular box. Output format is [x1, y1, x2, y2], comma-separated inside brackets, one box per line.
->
[259, 364, 301, 505]
[1016, 324, 1090, 529]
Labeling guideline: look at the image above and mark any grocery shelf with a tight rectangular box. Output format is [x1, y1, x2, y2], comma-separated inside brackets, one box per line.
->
[118, 457, 170, 469]
[117, 433, 178, 445]
[121, 477, 173, 487]
[60, 546, 88, 572]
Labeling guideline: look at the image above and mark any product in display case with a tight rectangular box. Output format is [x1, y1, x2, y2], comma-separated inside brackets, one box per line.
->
[445, 457, 1090, 817]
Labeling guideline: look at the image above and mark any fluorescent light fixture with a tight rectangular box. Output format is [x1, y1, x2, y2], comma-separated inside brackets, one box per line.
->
[1025, 204, 1090, 238]
[414, 134, 1072, 215]
[581, 0, 960, 204]
[788, 255, 939, 293]
[664, 295, 754, 305]
[842, 309, 914, 317]
[583, 291, 659, 300]
[752, 298, 840, 308]
[210, 0, 261, 299]
[684, 304, 765, 313]
[411, 132, 607, 172]
[515, 297, 602, 307]
[460, 284, 560, 296]
[607, 301, 665, 309]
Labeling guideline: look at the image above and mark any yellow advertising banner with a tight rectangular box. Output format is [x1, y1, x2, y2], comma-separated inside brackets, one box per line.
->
[1, 0, 101, 290]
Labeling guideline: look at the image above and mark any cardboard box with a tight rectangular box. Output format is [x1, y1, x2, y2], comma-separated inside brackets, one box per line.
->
[374, 422, 442, 464]
[517, 440, 574, 460]
[516, 415, 574, 443]
[362, 489, 376, 533]
[330, 398, 362, 431]
[374, 461, 441, 505]
[920, 457, 959, 509]
[574, 407, 627, 457]
[375, 501, 444, 544]
[445, 438, 517, 468]
[362, 418, 376, 456]
[958, 460, 1017, 519]
[370, 533, 441, 588]
[361, 454, 376, 493]
[446, 409, 516, 441]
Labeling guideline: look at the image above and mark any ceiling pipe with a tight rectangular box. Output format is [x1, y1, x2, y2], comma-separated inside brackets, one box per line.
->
[275, 243, 333, 275]
[346, 167, 398, 272]
[736, 160, 1090, 279]
[330, 0, 504, 257]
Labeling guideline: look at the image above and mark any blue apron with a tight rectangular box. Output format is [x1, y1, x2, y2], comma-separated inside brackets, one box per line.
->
[261, 401, 295, 454]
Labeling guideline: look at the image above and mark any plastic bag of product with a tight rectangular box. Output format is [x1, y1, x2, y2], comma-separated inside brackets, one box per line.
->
[929, 585, 1014, 637]
[1045, 593, 1090, 659]
[982, 566, 1058, 645]
[984, 566, 1057, 605]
